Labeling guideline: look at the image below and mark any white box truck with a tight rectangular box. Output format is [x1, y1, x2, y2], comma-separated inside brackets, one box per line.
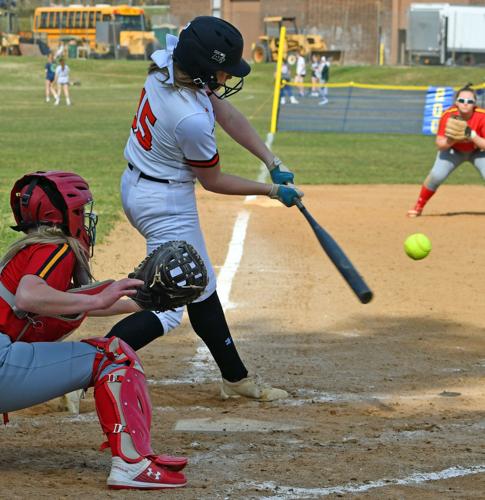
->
[407, 3, 485, 65]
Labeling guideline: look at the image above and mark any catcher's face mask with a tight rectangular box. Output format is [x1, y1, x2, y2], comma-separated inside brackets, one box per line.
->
[83, 201, 98, 257]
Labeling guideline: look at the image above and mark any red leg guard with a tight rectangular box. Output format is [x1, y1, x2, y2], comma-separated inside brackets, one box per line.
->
[82, 337, 187, 469]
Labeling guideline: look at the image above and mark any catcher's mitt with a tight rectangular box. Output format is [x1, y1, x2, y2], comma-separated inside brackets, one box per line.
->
[129, 241, 208, 311]
[445, 116, 472, 141]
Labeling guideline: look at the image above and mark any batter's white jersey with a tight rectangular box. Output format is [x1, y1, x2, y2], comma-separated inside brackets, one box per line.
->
[124, 73, 219, 182]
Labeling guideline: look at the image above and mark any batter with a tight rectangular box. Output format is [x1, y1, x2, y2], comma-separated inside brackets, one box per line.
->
[110, 16, 303, 401]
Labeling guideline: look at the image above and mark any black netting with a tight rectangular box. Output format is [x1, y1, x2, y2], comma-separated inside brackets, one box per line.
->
[277, 86, 485, 134]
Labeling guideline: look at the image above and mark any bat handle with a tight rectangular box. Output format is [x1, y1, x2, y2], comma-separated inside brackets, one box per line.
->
[294, 198, 305, 211]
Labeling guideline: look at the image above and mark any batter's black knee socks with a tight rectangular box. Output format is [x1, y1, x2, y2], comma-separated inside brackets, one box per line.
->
[105, 310, 164, 351]
[187, 291, 248, 382]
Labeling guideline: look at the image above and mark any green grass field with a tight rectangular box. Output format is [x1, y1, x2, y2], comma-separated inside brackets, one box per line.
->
[1, 57, 485, 248]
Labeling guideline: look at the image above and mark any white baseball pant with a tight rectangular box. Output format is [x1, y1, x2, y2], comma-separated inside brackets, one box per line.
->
[121, 166, 217, 334]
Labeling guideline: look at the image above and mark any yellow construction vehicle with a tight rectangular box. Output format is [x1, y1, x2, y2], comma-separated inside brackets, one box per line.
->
[0, 4, 20, 55]
[251, 16, 342, 64]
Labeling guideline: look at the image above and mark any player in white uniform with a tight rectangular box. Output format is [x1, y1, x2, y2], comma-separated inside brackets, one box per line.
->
[295, 52, 306, 97]
[318, 56, 330, 106]
[54, 57, 71, 106]
[109, 16, 303, 401]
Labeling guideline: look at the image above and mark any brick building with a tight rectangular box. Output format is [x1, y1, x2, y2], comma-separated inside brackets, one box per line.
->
[169, 0, 485, 64]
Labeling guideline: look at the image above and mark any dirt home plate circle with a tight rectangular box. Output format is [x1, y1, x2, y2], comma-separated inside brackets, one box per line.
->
[404, 233, 432, 260]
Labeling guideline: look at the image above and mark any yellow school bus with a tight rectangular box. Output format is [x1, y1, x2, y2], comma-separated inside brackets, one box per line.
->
[33, 4, 158, 58]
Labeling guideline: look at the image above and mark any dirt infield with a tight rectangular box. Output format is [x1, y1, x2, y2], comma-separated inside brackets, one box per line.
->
[2, 185, 485, 498]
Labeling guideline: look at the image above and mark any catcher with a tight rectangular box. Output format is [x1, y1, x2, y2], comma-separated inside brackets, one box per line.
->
[408, 84, 485, 217]
[0, 170, 207, 490]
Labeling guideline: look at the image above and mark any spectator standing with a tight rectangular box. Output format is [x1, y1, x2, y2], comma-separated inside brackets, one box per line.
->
[318, 56, 330, 105]
[280, 59, 298, 105]
[295, 51, 306, 97]
[54, 58, 71, 106]
[44, 53, 57, 103]
[310, 54, 320, 97]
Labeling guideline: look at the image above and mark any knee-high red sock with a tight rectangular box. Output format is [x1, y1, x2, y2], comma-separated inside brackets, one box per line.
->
[415, 185, 435, 209]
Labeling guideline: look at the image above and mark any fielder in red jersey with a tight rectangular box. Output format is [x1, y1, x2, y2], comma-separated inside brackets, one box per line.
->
[408, 84, 485, 217]
[0, 171, 188, 490]
[437, 105, 485, 153]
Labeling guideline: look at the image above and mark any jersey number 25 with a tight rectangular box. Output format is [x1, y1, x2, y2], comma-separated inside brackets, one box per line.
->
[132, 88, 157, 151]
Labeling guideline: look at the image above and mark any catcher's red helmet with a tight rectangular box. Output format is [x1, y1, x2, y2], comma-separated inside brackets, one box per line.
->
[10, 171, 97, 255]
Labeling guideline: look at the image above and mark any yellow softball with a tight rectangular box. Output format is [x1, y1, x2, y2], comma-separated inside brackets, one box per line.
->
[404, 233, 431, 260]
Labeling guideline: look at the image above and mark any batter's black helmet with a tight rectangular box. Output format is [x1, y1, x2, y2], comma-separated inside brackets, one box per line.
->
[173, 16, 250, 99]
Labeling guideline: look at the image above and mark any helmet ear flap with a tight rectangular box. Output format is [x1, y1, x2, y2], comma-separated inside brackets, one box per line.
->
[10, 171, 95, 254]
[175, 37, 213, 86]
[11, 177, 66, 233]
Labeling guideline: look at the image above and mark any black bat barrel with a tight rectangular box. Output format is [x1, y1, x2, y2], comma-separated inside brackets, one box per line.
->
[296, 200, 373, 304]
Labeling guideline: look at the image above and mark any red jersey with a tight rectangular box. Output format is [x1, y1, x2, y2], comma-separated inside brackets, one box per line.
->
[0, 243, 85, 342]
[438, 106, 485, 152]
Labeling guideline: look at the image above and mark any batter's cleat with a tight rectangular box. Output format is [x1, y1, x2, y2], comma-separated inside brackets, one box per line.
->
[107, 457, 187, 490]
[221, 375, 289, 401]
[407, 207, 423, 217]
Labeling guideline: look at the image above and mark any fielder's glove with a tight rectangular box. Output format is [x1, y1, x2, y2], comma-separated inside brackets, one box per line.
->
[268, 156, 295, 185]
[268, 184, 304, 207]
[129, 241, 208, 311]
[445, 116, 475, 141]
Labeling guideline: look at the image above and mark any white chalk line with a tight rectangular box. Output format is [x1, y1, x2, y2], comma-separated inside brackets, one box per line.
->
[185, 133, 273, 374]
[143, 384, 470, 406]
[242, 464, 485, 498]
[219, 131, 272, 309]
[217, 210, 250, 310]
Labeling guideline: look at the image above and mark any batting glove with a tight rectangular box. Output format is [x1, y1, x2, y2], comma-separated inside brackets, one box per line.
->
[268, 156, 295, 185]
[268, 184, 304, 207]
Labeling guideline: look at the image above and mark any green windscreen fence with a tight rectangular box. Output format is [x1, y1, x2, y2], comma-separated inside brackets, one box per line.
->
[276, 82, 485, 135]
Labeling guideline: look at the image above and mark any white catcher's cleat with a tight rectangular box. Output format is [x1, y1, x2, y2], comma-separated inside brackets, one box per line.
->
[61, 389, 83, 414]
[221, 375, 288, 401]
